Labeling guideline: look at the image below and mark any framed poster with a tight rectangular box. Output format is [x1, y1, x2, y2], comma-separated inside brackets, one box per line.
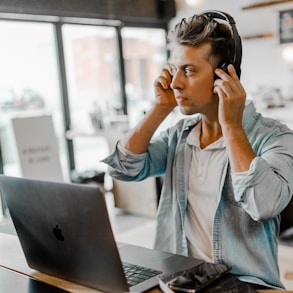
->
[280, 9, 293, 44]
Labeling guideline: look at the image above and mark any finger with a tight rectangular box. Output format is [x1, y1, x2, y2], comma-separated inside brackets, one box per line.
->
[227, 64, 238, 79]
[215, 65, 236, 82]
[214, 79, 233, 99]
[215, 66, 244, 98]
[214, 67, 229, 81]
[155, 69, 172, 90]
[227, 65, 247, 97]
[155, 77, 168, 90]
[213, 85, 225, 99]
[162, 68, 173, 88]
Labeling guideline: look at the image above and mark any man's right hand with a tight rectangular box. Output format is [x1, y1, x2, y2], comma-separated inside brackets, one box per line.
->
[120, 67, 176, 154]
[154, 67, 178, 110]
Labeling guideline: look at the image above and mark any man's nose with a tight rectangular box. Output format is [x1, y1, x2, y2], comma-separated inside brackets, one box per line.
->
[170, 71, 183, 90]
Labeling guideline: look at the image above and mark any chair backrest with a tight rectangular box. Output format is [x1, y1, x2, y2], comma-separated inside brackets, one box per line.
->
[103, 130, 159, 218]
[280, 197, 293, 233]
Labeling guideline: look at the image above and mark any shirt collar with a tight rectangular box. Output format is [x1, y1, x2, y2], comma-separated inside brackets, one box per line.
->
[186, 121, 225, 150]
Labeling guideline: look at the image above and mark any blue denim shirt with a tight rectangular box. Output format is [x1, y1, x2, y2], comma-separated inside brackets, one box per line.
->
[102, 100, 293, 289]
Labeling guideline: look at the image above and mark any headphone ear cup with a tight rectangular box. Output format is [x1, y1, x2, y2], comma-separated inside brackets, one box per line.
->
[217, 61, 241, 78]
[214, 61, 229, 80]
[217, 61, 229, 74]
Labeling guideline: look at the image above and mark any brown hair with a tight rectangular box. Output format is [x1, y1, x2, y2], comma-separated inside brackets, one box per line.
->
[168, 14, 234, 66]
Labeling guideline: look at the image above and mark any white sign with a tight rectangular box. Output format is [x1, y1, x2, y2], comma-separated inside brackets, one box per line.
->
[11, 115, 63, 182]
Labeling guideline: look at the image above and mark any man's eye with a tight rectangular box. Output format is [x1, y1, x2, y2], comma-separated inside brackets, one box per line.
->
[184, 68, 193, 74]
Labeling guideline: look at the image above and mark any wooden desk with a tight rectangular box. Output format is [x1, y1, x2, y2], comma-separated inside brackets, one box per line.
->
[0, 233, 105, 292]
[0, 233, 163, 293]
[0, 266, 68, 293]
[0, 233, 291, 293]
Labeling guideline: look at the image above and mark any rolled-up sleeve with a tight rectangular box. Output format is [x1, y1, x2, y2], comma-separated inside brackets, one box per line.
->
[232, 143, 293, 221]
[102, 128, 170, 181]
[101, 141, 148, 180]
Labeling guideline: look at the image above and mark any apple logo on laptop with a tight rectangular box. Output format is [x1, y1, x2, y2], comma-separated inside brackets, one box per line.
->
[53, 225, 64, 241]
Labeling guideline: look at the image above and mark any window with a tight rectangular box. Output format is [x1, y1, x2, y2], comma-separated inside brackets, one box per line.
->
[0, 18, 168, 179]
[0, 21, 67, 177]
[62, 25, 122, 173]
[121, 27, 167, 127]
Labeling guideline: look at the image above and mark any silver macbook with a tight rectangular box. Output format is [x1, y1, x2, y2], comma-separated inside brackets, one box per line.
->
[0, 175, 203, 292]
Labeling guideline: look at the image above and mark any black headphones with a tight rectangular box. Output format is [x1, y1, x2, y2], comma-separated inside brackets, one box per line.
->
[200, 10, 242, 78]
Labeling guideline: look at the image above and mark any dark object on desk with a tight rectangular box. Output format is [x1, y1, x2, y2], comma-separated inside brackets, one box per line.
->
[163, 263, 266, 293]
[279, 227, 293, 247]
[202, 274, 265, 293]
[280, 197, 293, 247]
[70, 169, 105, 184]
[280, 197, 293, 234]
[167, 262, 231, 292]
[0, 266, 68, 293]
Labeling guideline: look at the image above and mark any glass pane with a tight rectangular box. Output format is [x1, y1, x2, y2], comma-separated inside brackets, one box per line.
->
[0, 21, 67, 178]
[62, 25, 121, 173]
[121, 27, 167, 127]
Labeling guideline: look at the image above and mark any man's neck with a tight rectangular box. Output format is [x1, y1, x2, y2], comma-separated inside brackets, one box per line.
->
[199, 119, 223, 149]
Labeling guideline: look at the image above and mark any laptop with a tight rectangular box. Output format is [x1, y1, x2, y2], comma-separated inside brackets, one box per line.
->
[0, 175, 203, 292]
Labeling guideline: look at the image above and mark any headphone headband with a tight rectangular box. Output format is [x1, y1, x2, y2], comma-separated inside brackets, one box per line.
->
[200, 10, 242, 78]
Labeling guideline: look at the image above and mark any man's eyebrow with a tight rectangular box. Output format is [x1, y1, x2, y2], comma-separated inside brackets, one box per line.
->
[168, 62, 197, 68]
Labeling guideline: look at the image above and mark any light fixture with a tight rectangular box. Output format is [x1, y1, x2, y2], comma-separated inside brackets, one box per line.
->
[282, 44, 293, 64]
[185, 0, 201, 7]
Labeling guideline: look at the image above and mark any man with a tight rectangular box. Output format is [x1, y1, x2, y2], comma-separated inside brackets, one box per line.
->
[103, 11, 293, 289]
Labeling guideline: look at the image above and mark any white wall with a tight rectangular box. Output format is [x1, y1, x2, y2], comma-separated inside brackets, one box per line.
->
[241, 37, 293, 96]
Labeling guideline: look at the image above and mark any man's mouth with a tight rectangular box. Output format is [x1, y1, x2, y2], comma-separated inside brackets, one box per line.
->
[176, 95, 188, 104]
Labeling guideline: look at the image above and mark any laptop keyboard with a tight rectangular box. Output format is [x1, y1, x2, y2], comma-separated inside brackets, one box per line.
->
[123, 262, 162, 287]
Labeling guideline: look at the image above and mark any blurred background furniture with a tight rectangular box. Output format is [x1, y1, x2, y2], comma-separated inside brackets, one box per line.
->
[104, 130, 161, 218]
[279, 197, 293, 246]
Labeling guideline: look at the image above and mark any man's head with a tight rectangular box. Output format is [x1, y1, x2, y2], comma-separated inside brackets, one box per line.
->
[166, 11, 243, 117]
[168, 13, 235, 73]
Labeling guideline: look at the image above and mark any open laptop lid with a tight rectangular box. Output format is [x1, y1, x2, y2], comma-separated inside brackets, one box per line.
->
[0, 175, 129, 292]
[1, 175, 204, 292]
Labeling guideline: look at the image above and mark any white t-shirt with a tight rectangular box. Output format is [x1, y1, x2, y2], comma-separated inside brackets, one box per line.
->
[184, 122, 227, 262]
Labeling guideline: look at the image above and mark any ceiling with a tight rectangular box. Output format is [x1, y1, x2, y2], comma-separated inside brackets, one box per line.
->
[174, 0, 293, 40]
